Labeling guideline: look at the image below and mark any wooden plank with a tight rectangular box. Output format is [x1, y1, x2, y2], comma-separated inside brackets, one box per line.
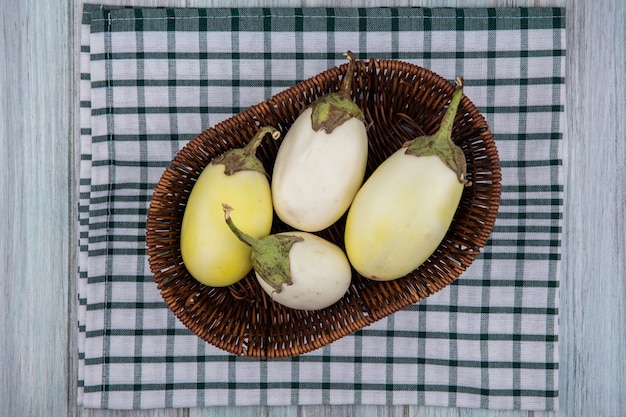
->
[559, 0, 626, 416]
[189, 405, 299, 417]
[80, 410, 187, 417]
[0, 1, 72, 416]
[408, 409, 540, 417]
[301, 405, 406, 417]
[266, 407, 301, 417]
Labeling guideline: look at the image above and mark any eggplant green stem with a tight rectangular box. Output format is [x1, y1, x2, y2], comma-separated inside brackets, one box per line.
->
[404, 77, 470, 185]
[212, 126, 280, 177]
[242, 126, 281, 157]
[309, 50, 365, 134]
[222, 204, 303, 292]
[339, 50, 357, 98]
[437, 77, 464, 144]
[222, 204, 259, 248]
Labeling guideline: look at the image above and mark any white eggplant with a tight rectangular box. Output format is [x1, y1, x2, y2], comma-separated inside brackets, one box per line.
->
[223, 205, 351, 311]
[271, 51, 368, 232]
[344, 77, 470, 281]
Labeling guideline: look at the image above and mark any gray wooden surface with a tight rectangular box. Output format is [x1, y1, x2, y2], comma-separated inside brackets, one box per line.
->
[1, 0, 623, 416]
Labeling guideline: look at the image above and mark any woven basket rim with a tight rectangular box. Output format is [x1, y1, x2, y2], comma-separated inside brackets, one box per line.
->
[146, 57, 502, 358]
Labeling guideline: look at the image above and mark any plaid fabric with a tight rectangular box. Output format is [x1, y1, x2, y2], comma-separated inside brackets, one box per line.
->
[78, 5, 565, 411]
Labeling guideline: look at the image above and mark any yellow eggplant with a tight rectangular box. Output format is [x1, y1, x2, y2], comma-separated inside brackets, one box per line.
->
[180, 127, 279, 287]
[344, 77, 469, 281]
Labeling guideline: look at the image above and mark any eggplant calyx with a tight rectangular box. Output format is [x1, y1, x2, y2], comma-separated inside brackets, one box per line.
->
[404, 77, 469, 185]
[310, 94, 365, 134]
[212, 126, 280, 177]
[222, 204, 303, 292]
[310, 51, 365, 134]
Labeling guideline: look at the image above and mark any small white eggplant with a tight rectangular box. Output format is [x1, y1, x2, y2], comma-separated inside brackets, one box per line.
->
[223, 204, 352, 311]
[271, 51, 368, 232]
[344, 77, 470, 281]
[180, 127, 280, 287]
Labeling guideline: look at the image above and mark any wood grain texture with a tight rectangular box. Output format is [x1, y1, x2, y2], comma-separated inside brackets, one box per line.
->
[81, 411, 187, 417]
[0, 1, 72, 416]
[300, 405, 407, 417]
[560, 0, 625, 416]
[190, 405, 298, 417]
[1, 0, 623, 416]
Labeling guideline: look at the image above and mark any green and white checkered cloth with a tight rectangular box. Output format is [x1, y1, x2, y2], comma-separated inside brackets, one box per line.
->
[78, 5, 564, 411]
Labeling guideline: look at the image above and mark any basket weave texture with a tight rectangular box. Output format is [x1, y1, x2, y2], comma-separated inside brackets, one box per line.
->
[146, 58, 501, 358]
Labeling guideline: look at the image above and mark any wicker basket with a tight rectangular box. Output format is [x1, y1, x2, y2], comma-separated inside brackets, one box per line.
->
[146, 58, 501, 358]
